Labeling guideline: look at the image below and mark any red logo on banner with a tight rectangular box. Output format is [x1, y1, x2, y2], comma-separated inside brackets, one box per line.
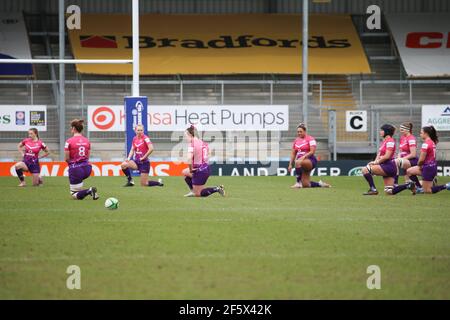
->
[406, 32, 450, 48]
[92, 106, 116, 130]
[80, 35, 118, 48]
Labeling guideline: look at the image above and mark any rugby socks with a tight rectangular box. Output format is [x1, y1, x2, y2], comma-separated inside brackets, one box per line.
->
[147, 180, 162, 187]
[392, 183, 408, 195]
[394, 175, 399, 185]
[310, 181, 321, 188]
[200, 187, 218, 197]
[122, 168, 132, 181]
[75, 189, 91, 200]
[363, 173, 376, 190]
[409, 175, 422, 188]
[184, 176, 193, 190]
[16, 168, 24, 182]
[295, 167, 303, 183]
[432, 185, 446, 194]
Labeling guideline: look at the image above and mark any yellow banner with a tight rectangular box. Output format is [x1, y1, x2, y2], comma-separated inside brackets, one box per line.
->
[68, 14, 371, 75]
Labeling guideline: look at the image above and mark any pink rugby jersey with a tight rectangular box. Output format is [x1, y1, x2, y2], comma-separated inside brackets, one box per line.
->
[379, 137, 396, 159]
[188, 138, 209, 168]
[421, 138, 436, 164]
[20, 138, 47, 161]
[399, 134, 417, 158]
[64, 135, 90, 164]
[292, 135, 317, 159]
[132, 134, 152, 161]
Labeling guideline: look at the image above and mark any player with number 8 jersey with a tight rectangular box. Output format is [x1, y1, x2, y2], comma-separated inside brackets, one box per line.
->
[64, 119, 99, 200]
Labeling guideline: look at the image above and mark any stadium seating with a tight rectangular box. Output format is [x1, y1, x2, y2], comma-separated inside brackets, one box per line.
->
[1, 11, 449, 162]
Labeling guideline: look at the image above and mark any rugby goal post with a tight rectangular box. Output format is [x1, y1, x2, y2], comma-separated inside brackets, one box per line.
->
[0, 0, 142, 160]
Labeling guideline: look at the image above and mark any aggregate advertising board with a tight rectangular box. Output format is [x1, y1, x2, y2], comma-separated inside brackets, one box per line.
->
[0, 105, 47, 131]
[422, 105, 450, 131]
[88, 105, 289, 131]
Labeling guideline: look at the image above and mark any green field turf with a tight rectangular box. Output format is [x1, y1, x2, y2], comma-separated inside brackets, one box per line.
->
[0, 175, 449, 299]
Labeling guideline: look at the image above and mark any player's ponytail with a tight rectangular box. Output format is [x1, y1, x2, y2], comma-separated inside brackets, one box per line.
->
[400, 122, 413, 133]
[186, 124, 198, 137]
[29, 128, 39, 139]
[423, 125, 439, 144]
[71, 119, 84, 133]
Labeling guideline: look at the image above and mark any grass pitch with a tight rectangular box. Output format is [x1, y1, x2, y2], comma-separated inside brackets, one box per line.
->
[0, 176, 449, 299]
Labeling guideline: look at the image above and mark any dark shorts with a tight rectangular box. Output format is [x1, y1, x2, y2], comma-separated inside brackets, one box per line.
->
[24, 159, 40, 174]
[422, 162, 437, 182]
[399, 158, 418, 175]
[68, 162, 92, 185]
[192, 164, 210, 186]
[308, 155, 318, 169]
[296, 154, 317, 170]
[408, 158, 418, 167]
[380, 159, 397, 177]
[135, 159, 150, 174]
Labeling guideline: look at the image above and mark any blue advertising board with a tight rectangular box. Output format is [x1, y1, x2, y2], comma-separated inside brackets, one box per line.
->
[124, 96, 148, 175]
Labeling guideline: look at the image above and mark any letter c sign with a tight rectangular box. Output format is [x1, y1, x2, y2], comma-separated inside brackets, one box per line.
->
[346, 111, 367, 132]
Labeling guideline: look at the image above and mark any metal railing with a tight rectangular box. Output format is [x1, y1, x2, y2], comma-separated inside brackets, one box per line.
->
[328, 104, 450, 161]
[0, 79, 323, 107]
[0, 79, 323, 144]
[359, 80, 450, 107]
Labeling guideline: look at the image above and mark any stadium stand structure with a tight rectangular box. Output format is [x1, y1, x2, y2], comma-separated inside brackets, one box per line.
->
[1, 10, 449, 162]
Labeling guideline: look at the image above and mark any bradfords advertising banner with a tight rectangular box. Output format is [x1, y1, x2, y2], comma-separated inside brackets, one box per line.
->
[386, 14, 450, 78]
[0, 105, 47, 131]
[68, 14, 371, 75]
[422, 105, 450, 131]
[88, 105, 289, 131]
[0, 13, 33, 76]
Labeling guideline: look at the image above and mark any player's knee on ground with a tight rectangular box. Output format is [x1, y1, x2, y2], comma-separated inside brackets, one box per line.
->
[32, 177, 40, 186]
[70, 183, 83, 199]
[384, 186, 394, 195]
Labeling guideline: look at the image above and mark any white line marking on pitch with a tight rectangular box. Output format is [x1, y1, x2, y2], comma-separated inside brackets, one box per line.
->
[90, 217, 450, 223]
[1, 253, 449, 263]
